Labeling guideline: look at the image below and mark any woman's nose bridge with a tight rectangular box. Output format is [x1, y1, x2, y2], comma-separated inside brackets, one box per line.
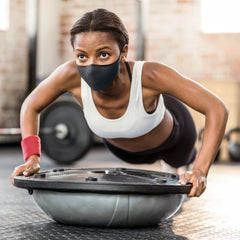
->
[88, 56, 97, 65]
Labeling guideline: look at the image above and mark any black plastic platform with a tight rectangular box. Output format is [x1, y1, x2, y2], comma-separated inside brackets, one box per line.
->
[14, 168, 192, 194]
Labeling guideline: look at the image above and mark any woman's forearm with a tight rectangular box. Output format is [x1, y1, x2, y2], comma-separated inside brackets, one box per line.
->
[20, 98, 41, 138]
[193, 101, 229, 177]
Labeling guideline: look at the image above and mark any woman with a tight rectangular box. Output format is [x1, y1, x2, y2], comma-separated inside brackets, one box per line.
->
[11, 8, 228, 197]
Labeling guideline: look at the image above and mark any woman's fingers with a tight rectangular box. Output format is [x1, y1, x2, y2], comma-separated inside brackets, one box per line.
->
[11, 157, 40, 185]
[11, 164, 26, 185]
[23, 163, 40, 176]
[188, 176, 199, 197]
[179, 170, 207, 197]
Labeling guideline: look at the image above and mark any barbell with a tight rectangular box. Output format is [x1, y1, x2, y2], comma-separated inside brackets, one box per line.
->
[0, 100, 93, 164]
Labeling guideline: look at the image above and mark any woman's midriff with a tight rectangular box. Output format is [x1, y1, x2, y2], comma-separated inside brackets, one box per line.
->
[105, 109, 174, 152]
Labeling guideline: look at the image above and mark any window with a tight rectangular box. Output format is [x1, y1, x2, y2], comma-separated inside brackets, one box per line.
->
[0, 0, 10, 31]
[201, 0, 240, 33]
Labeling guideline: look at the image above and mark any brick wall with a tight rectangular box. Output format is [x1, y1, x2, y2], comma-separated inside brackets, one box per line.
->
[0, 0, 27, 130]
[147, 0, 240, 82]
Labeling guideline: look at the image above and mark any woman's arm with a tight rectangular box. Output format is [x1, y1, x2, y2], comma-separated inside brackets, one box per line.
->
[145, 62, 229, 197]
[11, 61, 80, 183]
[21, 61, 80, 136]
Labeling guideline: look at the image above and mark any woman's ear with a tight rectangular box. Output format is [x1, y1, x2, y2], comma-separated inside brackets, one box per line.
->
[121, 44, 128, 62]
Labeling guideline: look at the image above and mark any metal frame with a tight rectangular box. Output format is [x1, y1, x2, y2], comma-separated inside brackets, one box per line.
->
[26, 0, 39, 94]
[136, 0, 148, 60]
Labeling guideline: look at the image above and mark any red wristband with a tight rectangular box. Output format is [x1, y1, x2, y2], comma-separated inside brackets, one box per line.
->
[21, 135, 41, 162]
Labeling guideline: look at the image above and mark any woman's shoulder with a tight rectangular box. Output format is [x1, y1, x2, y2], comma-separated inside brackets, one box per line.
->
[129, 61, 170, 75]
[142, 61, 171, 72]
[47, 60, 79, 84]
[127, 60, 167, 73]
[53, 60, 78, 78]
[43, 60, 81, 92]
[140, 61, 172, 91]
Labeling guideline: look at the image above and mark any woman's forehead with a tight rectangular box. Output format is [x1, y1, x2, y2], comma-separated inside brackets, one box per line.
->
[74, 31, 117, 49]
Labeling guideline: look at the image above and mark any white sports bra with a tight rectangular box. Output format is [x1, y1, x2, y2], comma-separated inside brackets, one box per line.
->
[81, 61, 166, 139]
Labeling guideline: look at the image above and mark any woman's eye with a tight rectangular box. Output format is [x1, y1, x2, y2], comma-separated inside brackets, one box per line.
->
[100, 52, 109, 59]
[78, 54, 86, 61]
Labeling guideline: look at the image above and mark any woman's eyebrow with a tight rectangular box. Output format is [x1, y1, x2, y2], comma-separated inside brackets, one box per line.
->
[74, 48, 86, 53]
[74, 46, 112, 53]
[96, 46, 112, 52]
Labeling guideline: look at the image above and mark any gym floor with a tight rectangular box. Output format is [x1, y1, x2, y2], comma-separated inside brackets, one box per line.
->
[1, 143, 239, 240]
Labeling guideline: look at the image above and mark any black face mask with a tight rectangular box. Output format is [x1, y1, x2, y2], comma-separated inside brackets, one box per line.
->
[76, 54, 121, 91]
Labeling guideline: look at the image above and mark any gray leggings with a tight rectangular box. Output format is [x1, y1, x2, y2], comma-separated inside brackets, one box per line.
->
[104, 94, 197, 168]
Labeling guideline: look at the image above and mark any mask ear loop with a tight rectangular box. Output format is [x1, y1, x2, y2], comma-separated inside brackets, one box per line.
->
[125, 61, 132, 82]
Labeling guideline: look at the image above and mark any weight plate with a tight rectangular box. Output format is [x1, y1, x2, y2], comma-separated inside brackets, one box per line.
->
[226, 127, 240, 162]
[14, 168, 192, 194]
[40, 101, 93, 164]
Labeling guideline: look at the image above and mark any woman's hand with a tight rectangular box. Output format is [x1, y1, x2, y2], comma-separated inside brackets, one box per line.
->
[11, 155, 40, 185]
[179, 169, 207, 197]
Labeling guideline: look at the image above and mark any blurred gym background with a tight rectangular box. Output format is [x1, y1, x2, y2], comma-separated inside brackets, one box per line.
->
[0, 0, 239, 163]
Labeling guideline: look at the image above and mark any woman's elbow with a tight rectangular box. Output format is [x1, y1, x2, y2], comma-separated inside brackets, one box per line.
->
[217, 99, 229, 124]
[20, 95, 40, 118]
